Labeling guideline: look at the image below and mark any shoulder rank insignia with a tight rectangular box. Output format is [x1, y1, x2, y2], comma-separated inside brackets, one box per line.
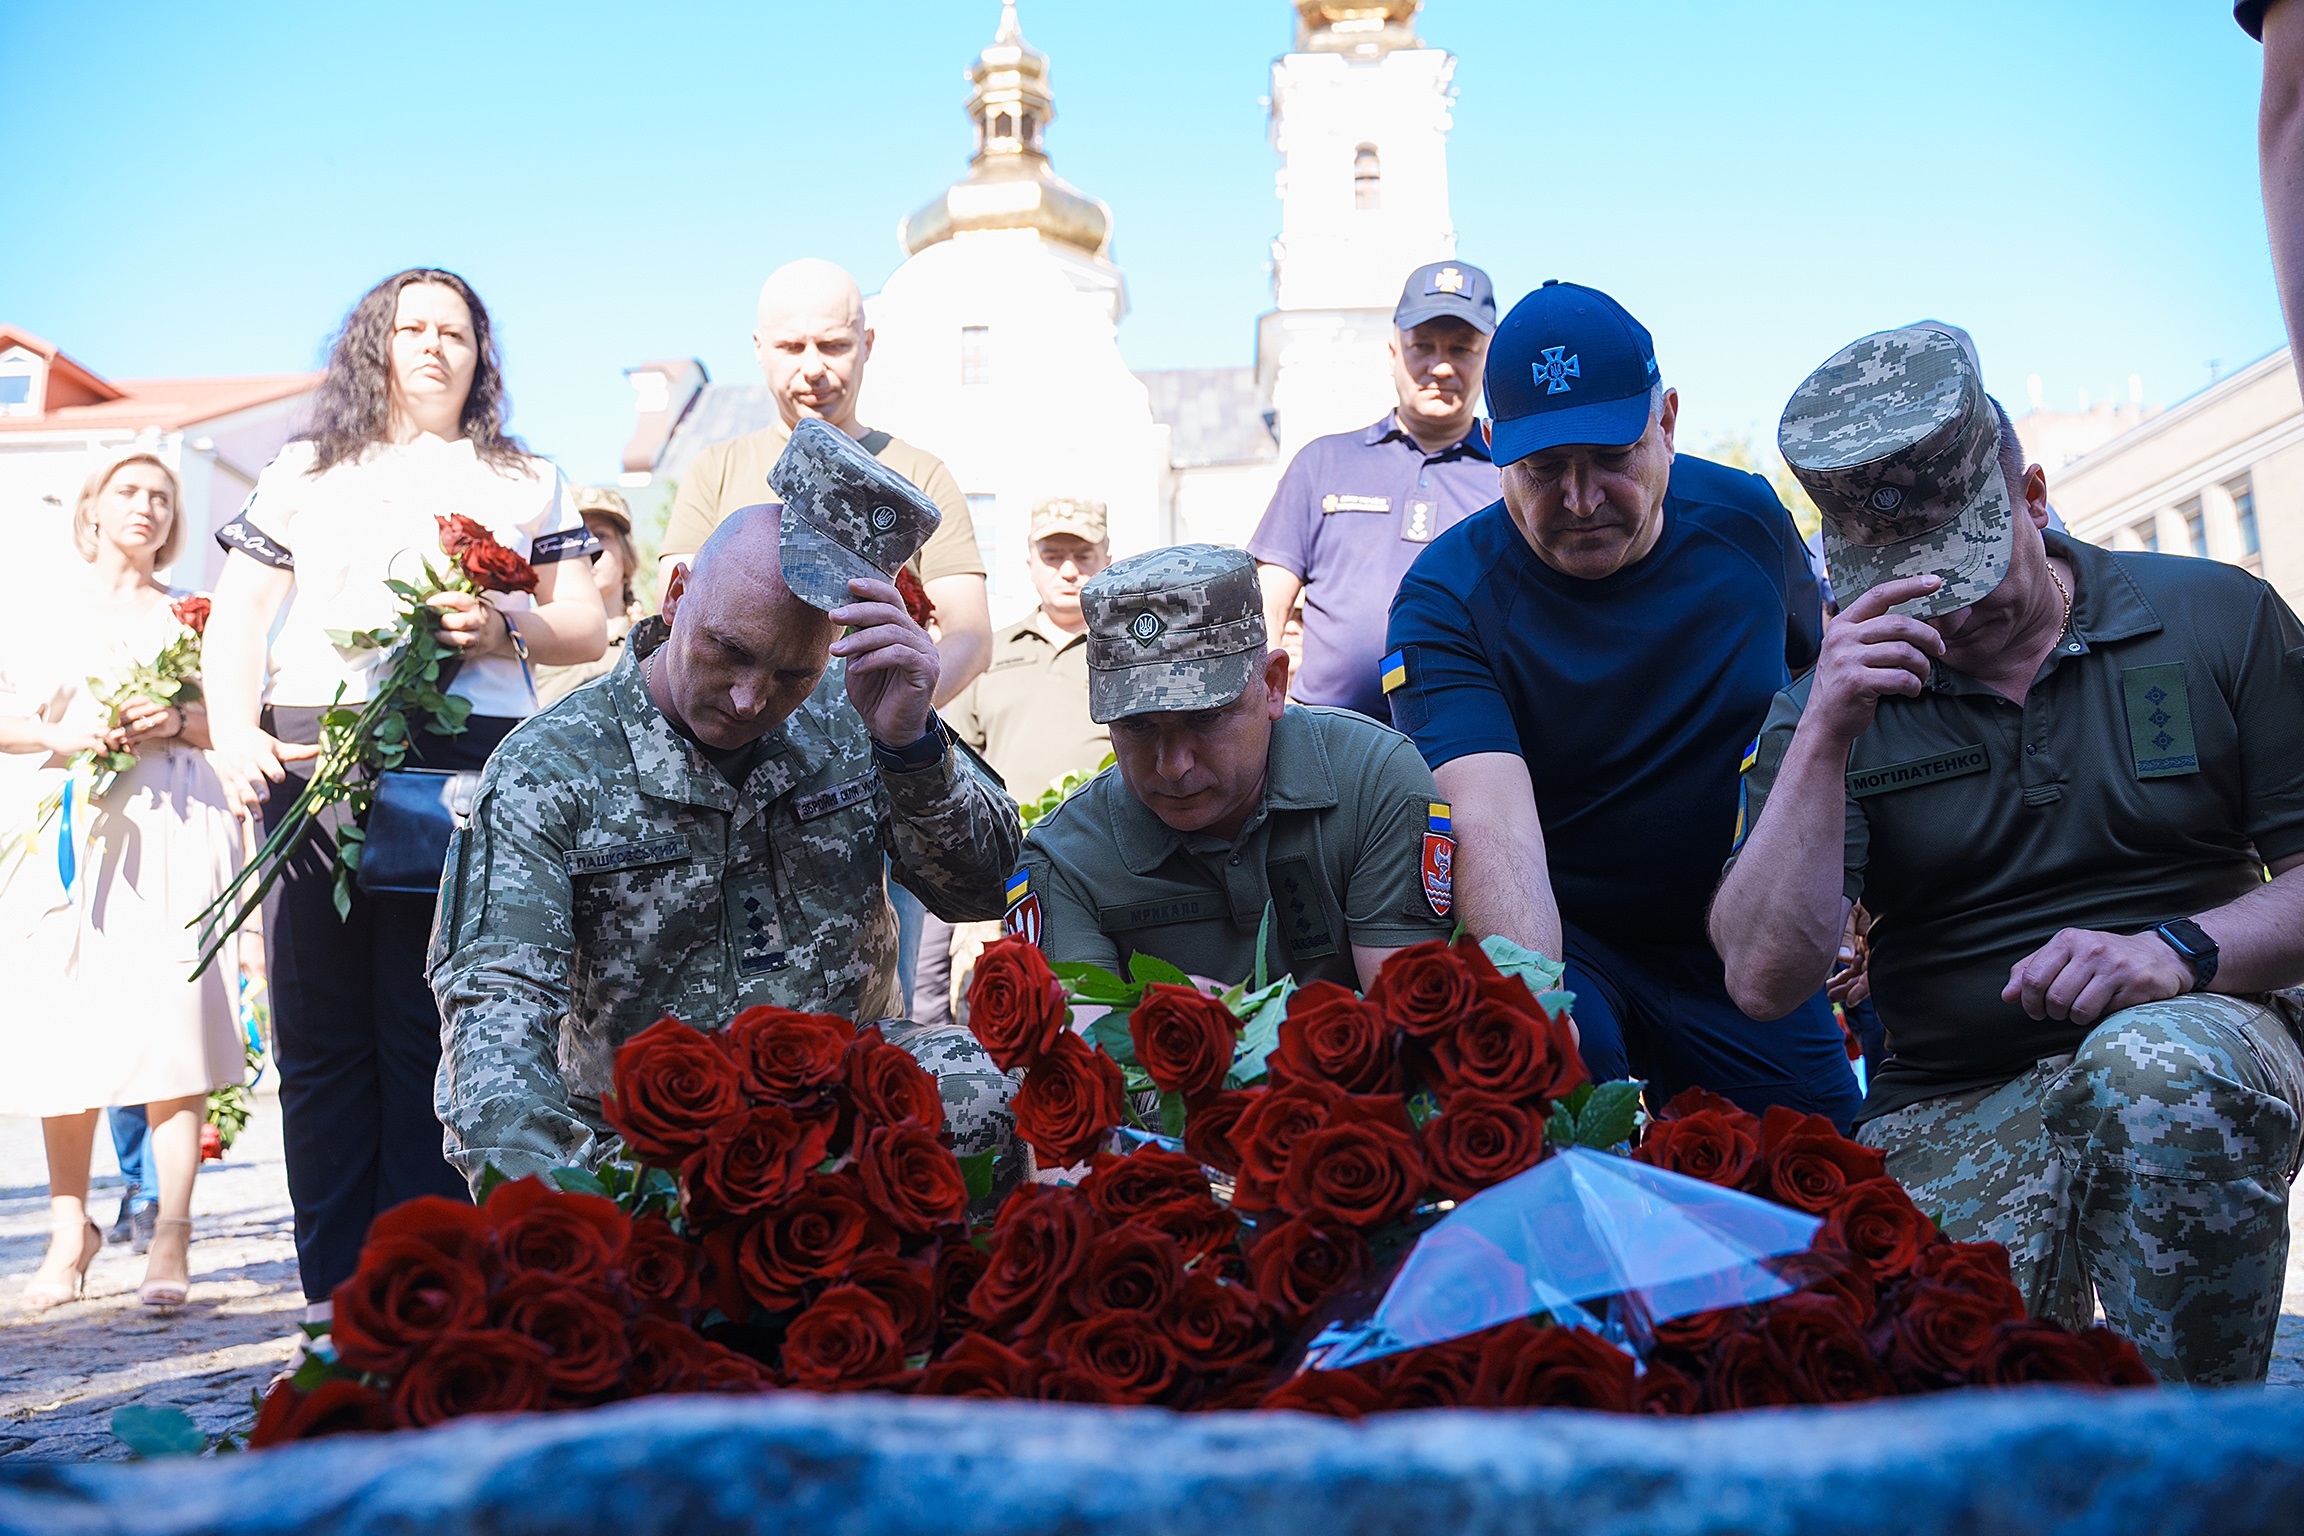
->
[1002, 868, 1043, 947]
[1422, 801, 1455, 919]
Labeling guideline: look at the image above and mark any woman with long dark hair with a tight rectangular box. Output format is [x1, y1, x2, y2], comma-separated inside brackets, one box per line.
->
[202, 269, 604, 1316]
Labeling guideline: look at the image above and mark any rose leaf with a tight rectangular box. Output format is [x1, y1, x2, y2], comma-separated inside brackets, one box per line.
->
[1128, 952, 1192, 990]
[957, 1148, 997, 1202]
[111, 1406, 207, 1459]
[547, 1165, 612, 1199]
[1573, 1081, 1646, 1151]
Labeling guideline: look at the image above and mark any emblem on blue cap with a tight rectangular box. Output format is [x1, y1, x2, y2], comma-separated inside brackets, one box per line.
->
[1867, 487, 1904, 513]
[1536, 346, 1581, 396]
[1429, 266, 1465, 295]
[870, 504, 897, 532]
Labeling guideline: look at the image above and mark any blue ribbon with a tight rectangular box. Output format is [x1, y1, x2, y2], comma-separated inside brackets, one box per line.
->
[56, 779, 75, 893]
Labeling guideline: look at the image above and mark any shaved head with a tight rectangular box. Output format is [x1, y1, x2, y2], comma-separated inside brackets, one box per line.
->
[654, 505, 838, 750]
[757, 258, 865, 331]
[754, 259, 873, 436]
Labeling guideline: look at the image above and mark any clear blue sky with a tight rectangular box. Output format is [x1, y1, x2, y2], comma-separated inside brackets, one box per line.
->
[1, 1, 2280, 487]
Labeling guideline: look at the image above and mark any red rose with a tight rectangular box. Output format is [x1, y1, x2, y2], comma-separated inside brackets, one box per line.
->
[617, 1215, 704, 1319]
[1079, 1146, 1211, 1222]
[390, 1328, 554, 1427]
[487, 1274, 633, 1401]
[330, 1235, 492, 1378]
[783, 1285, 908, 1391]
[1821, 1178, 1937, 1281]
[1033, 1366, 1118, 1404]
[932, 1239, 991, 1338]
[1129, 983, 1240, 1099]
[1246, 1212, 1369, 1318]
[1701, 1327, 1798, 1412]
[1635, 1360, 1701, 1416]
[895, 565, 937, 627]
[1873, 1279, 2007, 1388]
[1422, 1090, 1543, 1200]
[719, 1006, 852, 1103]
[1756, 1105, 1889, 1213]
[842, 1252, 938, 1354]
[917, 1333, 1039, 1398]
[1972, 1319, 2113, 1387]
[1376, 1337, 1484, 1409]
[731, 1173, 877, 1311]
[1633, 1109, 1761, 1190]
[1472, 1321, 1637, 1411]
[436, 515, 539, 596]
[1649, 1302, 1745, 1364]
[1767, 1248, 1879, 1331]
[484, 1177, 633, 1285]
[436, 514, 490, 560]
[1182, 1088, 1253, 1175]
[1910, 1240, 2025, 1323]
[1011, 1030, 1126, 1168]
[247, 1378, 399, 1447]
[856, 1121, 971, 1236]
[1279, 1095, 1426, 1230]
[1270, 982, 1397, 1095]
[2084, 1326, 2156, 1386]
[1432, 997, 1585, 1106]
[1228, 1078, 1346, 1213]
[1139, 1193, 1238, 1265]
[606, 1017, 747, 1165]
[1050, 1311, 1179, 1405]
[966, 937, 1070, 1073]
[1164, 1272, 1270, 1371]
[683, 1105, 833, 1227]
[1756, 1292, 1890, 1403]
[1071, 1220, 1183, 1317]
[1367, 940, 1480, 1041]
[1260, 1368, 1384, 1418]
[1655, 1085, 1758, 1123]
[970, 1184, 1096, 1344]
[846, 1026, 946, 1132]
[368, 1194, 494, 1264]
[170, 594, 212, 635]
[624, 1316, 771, 1395]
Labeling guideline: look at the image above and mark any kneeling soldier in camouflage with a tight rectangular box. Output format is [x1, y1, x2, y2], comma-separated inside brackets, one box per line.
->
[432, 423, 1024, 1200]
[1713, 325, 2304, 1383]
[1014, 544, 1453, 990]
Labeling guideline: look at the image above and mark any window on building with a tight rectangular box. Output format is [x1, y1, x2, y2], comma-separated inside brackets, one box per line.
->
[2179, 496, 2207, 557]
[2230, 475, 2261, 557]
[1019, 111, 1037, 147]
[961, 326, 990, 386]
[0, 373, 28, 407]
[993, 111, 1015, 140]
[2132, 518, 2159, 553]
[1353, 144, 1381, 211]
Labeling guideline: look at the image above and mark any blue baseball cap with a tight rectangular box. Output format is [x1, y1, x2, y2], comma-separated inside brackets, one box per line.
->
[1393, 260, 1497, 335]
[1485, 279, 1661, 467]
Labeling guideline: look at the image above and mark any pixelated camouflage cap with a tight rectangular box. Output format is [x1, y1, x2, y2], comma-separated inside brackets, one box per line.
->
[1081, 544, 1267, 723]
[1028, 497, 1108, 544]
[766, 419, 942, 611]
[1779, 325, 2014, 619]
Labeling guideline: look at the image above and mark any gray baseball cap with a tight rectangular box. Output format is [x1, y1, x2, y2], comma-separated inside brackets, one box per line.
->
[1779, 324, 2014, 619]
[1080, 544, 1267, 723]
[766, 419, 942, 611]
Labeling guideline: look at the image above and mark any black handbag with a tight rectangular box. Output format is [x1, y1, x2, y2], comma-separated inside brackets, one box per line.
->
[357, 768, 482, 897]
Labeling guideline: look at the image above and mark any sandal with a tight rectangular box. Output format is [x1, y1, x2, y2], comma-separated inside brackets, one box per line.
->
[138, 1217, 194, 1308]
[20, 1217, 101, 1312]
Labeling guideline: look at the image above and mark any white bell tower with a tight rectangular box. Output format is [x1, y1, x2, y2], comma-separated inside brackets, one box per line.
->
[1258, 2, 1460, 465]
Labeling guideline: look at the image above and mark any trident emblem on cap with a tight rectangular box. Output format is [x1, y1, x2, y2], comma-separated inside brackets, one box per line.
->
[870, 505, 897, 532]
[1128, 611, 1165, 647]
[1536, 347, 1581, 396]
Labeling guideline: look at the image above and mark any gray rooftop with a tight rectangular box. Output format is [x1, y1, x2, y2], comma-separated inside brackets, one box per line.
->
[1139, 367, 1277, 468]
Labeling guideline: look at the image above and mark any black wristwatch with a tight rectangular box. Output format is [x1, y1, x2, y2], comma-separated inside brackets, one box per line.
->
[871, 714, 947, 774]
[2152, 919, 2220, 993]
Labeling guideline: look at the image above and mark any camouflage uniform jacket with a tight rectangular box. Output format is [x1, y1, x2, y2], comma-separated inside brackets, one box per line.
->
[430, 617, 1023, 1185]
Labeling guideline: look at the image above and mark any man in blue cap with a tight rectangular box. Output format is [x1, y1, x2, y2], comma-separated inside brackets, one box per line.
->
[1250, 261, 1500, 720]
[1384, 280, 1858, 1125]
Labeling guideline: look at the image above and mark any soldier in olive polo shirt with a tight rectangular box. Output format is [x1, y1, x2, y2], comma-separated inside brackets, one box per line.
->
[1014, 545, 1454, 990]
[1712, 324, 2304, 1385]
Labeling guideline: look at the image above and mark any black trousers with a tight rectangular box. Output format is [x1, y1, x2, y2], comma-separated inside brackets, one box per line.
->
[262, 708, 520, 1302]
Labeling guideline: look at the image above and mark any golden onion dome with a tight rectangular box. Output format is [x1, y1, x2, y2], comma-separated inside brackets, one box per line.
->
[899, 3, 1113, 259]
[1293, 0, 1423, 54]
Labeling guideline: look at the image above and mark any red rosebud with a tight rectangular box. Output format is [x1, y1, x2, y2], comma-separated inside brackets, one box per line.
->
[1278, 1095, 1426, 1230]
[845, 1026, 946, 1133]
[1260, 1367, 1384, 1418]
[1269, 982, 1397, 1095]
[247, 1378, 398, 1447]
[1366, 940, 1481, 1041]
[624, 1316, 772, 1395]
[1128, 983, 1241, 1100]
[1071, 1220, 1184, 1317]
[1164, 1272, 1272, 1372]
[169, 594, 212, 635]
[894, 565, 937, 627]
[1049, 1311, 1180, 1405]
[606, 1017, 747, 1166]
[1079, 1146, 1211, 1223]
[731, 1172, 880, 1311]
[1821, 1178, 1937, 1281]
[487, 1274, 633, 1402]
[617, 1215, 704, 1320]
[1182, 1088, 1253, 1176]
[1432, 996, 1586, 1107]
[1422, 1090, 1544, 1201]
[1011, 1030, 1126, 1169]
[1246, 1211, 1369, 1319]
[966, 937, 1071, 1073]
[842, 1252, 939, 1354]
[1633, 1108, 1762, 1190]
[1228, 1079, 1345, 1213]
[718, 1006, 853, 1104]
[1756, 1105, 1889, 1214]
[783, 1285, 909, 1392]
[685, 1105, 834, 1226]
[917, 1333, 1040, 1398]
[484, 1176, 632, 1285]
[1472, 1320, 1638, 1411]
[390, 1328, 555, 1427]
[1375, 1337, 1485, 1409]
[970, 1184, 1097, 1345]
[435, 514, 490, 560]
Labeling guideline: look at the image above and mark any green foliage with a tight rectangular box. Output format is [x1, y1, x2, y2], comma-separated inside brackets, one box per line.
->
[547, 1165, 613, 1199]
[1128, 952, 1191, 989]
[1704, 431, 1822, 540]
[1157, 1090, 1189, 1138]
[1089, 1011, 1137, 1065]
[1479, 934, 1566, 1001]
[1545, 1080, 1647, 1151]
[957, 1148, 997, 1201]
[111, 1405, 207, 1459]
[1222, 976, 1294, 1087]
[1017, 754, 1114, 829]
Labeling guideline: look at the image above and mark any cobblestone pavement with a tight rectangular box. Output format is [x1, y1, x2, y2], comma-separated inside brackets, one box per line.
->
[2, 1094, 2302, 1461]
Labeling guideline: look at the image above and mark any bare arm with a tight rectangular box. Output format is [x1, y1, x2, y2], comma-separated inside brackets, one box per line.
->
[2200, 853, 2304, 992]
[923, 573, 992, 706]
[1256, 563, 1302, 655]
[1432, 751, 1562, 960]
[430, 556, 606, 668]
[202, 552, 314, 806]
[2264, 0, 2304, 355]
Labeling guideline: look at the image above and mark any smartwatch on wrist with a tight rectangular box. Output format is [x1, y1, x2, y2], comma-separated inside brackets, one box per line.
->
[2152, 919, 2220, 993]
[872, 715, 947, 774]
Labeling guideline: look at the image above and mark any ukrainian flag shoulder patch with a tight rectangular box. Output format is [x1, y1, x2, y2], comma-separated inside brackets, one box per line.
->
[1380, 648, 1409, 694]
[1739, 734, 1760, 774]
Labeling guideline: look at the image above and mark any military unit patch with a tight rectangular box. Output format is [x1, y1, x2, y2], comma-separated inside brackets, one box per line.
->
[1002, 868, 1043, 946]
[1423, 800, 1455, 919]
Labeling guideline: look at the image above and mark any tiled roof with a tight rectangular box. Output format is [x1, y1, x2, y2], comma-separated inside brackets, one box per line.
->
[0, 373, 319, 435]
[1137, 367, 1277, 468]
[656, 385, 779, 485]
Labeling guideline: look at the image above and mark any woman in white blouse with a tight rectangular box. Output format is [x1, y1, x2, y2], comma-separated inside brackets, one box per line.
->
[203, 269, 604, 1317]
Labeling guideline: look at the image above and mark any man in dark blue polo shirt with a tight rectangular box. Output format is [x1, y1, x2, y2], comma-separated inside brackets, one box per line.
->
[1384, 280, 1858, 1124]
[1250, 261, 1502, 720]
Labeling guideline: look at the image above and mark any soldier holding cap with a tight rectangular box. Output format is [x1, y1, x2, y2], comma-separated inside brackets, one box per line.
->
[1714, 325, 2304, 1384]
[1250, 261, 1501, 720]
[1013, 545, 1452, 990]
[431, 421, 1025, 1198]
[1384, 280, 1855, 1124]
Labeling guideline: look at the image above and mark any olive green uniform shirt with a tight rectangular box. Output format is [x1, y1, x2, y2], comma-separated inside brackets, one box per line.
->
[1735, 534, 2304, 1117]
[429, 618, 1024, 1185]
[660, 423, 985, 585]
[1022, 705, 1453, 989]
[946, 610, 1110, 800]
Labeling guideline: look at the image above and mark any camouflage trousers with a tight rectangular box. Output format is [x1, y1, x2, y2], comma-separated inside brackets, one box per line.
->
[1859, 993, 2304, 1385]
